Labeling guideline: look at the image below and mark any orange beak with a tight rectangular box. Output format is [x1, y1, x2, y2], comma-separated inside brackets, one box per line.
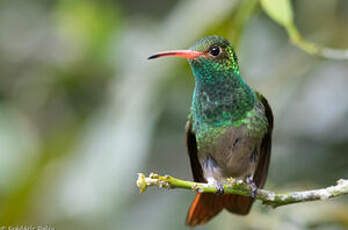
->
[148, 50, 203, 60]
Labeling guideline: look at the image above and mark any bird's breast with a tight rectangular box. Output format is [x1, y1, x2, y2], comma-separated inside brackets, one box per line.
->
[194, 103, 269, 179]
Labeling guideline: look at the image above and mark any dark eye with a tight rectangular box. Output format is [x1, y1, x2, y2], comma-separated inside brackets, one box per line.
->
[209, 46, 220, 56]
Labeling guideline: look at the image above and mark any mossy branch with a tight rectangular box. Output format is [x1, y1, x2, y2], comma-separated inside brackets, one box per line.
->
[136, 173, 348, 208]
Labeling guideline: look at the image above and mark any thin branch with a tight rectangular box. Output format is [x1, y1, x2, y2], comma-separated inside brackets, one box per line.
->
[260, 0, 348, 60]
[136, 173, 348, 208]
[286, 24, 348, 60]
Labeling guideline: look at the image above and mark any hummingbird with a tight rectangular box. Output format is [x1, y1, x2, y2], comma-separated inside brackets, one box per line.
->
[148, 35, 273, 226]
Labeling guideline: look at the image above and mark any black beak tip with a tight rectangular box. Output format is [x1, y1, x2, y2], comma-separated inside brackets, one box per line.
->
[147, 54, 159, 60]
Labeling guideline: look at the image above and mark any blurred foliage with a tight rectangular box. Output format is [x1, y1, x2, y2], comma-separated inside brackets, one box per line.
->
[261, 0, 348, 60]
[0, 0, 347, 229]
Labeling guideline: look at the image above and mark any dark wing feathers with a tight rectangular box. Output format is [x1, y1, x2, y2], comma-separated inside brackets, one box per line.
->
[254, 92, 274, 188]
[185, 118, 205, 182]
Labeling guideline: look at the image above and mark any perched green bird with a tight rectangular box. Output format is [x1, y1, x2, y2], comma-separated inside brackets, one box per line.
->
[148, 36, 273, 226]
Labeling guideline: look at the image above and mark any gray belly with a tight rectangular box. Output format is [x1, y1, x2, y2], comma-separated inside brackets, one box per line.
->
[197, 125, 263, 182]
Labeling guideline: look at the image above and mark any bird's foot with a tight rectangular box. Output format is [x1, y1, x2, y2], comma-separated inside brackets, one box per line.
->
[215, 181, 224, 195]
[246, 176, 257, 198]
[207, 177, 224, 195]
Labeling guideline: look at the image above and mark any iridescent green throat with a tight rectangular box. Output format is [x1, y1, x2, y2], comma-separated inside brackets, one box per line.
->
[190, 61, 255, 129]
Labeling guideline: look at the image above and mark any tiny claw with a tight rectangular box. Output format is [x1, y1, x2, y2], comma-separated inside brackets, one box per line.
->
[246, 176, 258, 198]
[207, 177, 224, 195]
[216, 181, 225, 195]
[250, 187, 257, 199]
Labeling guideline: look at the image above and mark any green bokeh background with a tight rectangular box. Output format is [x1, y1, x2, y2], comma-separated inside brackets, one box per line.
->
[0, 0, 348, 229]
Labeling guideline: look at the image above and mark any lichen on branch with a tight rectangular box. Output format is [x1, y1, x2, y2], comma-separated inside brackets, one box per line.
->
[136, 173, 348, 208]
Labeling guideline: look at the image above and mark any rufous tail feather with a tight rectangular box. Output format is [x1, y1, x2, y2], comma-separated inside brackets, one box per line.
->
[186, 193, 254, 226]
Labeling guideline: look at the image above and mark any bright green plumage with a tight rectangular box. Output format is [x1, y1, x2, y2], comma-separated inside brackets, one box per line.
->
[188, 36, 268, 149]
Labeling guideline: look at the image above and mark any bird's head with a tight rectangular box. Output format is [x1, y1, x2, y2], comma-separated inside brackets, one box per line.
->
[148, 36, 240, 82]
